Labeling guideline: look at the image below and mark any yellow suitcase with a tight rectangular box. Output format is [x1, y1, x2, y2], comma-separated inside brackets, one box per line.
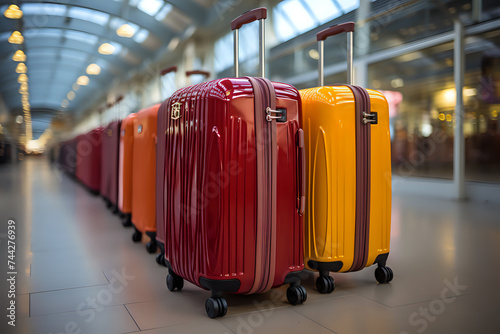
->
[299, 22, 393, 294]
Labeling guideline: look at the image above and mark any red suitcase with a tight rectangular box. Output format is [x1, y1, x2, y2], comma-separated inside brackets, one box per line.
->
[76, 128, 103, 194]
[100, 120, 121, 212]
[158, 8, 307, 318]
[155, 67, 210, 266]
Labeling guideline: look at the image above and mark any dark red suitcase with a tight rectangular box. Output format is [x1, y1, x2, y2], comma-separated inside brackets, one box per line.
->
[100, 120, 121, 212]
[158, 8, 307, 318]
[76, 128, 103, 194]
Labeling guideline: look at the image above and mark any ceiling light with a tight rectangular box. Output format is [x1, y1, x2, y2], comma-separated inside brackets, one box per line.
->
[4, 4, 23, 19]
[77, 75, 89, 85]
[18, 74, 28, 83]
[86, 63, 101, 75]
[308, 49, 319, 60]
[116, 24, 135, 38]
[98, 42, 115, 55]
[20, 82, 28, 91]
[72, 83, 79, 91]
[16, 63, 27, 73]
[12, 50, 26, 62]
[67, 91, 75, 100]
[61, 100, 69, 108]
[8, 31, 24, 44]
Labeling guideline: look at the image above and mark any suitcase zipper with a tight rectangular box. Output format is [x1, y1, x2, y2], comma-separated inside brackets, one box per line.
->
[344, 85, 371, 272]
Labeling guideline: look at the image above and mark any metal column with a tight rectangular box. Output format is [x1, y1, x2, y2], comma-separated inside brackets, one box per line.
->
[453, 20, 466, 199]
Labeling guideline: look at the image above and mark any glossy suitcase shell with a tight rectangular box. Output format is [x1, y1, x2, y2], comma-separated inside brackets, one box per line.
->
[76, 128, 103, 194]
[159, 77, 305, 303]
[131, 105, 160, 249]
[299, 23, 393, 292]
[118, 114, 136, 216]
[300, 87, 391, 269]
[100, 121, 121, 210]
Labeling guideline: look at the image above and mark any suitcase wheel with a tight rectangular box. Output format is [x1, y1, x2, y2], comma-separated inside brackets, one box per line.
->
[156, 253, 166, 266]
[316, 275, 335, 294]
[132, 230, 142, 242]
[205, 297, 228, 319]
[146, 241, 157, 253]
[375, 266, 394, 284]
[122, 216, 132, 227]
[286, 285, 307, 305]
[166, 273, 184, 291]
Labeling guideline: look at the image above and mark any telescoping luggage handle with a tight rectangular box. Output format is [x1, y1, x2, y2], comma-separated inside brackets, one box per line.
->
[231, 7, 267, 78]
[316, 22, 355, 86]
[185, 70, 210, 78]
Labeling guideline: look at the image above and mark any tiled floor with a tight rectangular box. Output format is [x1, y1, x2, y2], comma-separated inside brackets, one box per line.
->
[1, 157, 499, 334]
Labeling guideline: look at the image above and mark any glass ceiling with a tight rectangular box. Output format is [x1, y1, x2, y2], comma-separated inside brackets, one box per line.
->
[215, 0, 360, 73]
[273, 0, 360, 42]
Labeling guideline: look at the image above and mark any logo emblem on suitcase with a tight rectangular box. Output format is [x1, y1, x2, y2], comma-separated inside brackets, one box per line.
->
[138, 125, 143, 134]
[171, 102, 182, 120]
[107, 129, 112, 137]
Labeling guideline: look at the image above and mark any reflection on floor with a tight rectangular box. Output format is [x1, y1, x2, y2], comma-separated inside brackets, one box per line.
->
[0, 157, 499, 334]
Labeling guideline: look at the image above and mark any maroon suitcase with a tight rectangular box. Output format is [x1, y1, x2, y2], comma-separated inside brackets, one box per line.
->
[100, 120, 121, 213]
[158, 8, 307, 318]
[76, 128, 103, 194]
[155, 67, 210, 266]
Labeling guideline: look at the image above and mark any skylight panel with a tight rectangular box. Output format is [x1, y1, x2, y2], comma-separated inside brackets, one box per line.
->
[134, 29, 149, 43]
[136, 0, 164, 16]
[67, 7, 110, 26]
[21, 3, 66, 16]
[335, 0, 360, 13]
[278, 0, 316, 34]
[303, 0, 342, 24]
[155, 4, 173, 21]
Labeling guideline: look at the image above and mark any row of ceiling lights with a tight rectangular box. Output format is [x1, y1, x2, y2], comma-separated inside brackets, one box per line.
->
[61, 14, 140, 109]
[4, 4, 32, 142]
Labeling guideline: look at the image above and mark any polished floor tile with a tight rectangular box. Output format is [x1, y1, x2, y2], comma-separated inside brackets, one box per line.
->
[0, 158, 499, 334]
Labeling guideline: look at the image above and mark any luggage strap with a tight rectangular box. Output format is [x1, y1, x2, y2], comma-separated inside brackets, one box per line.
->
[246, 77, 277, 294]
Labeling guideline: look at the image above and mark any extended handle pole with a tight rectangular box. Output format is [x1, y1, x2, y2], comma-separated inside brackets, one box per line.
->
[231, 7, 267, 78]
[316, 22, 355, 86]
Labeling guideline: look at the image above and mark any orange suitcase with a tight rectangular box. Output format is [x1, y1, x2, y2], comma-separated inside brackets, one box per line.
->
[130, 104, 160, 253]
[118, 113, 137, 226]
[300, 23, 393, 293]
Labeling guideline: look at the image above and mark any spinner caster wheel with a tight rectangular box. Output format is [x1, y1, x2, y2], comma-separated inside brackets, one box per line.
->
[205, 297, 228, 319]
[122, 216, 132, 227]
[156, 253, 165, 266]
[132, 230, 142, 242]
[287, 285, 307, 305]
[375, 266, 394, 284]
[166, 273, 184, 291]
[146, 241, 157, 253]
[316, 275, 335, 294]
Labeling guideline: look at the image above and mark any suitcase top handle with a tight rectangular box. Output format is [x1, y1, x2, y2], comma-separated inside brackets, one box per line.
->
[160, 66, 177, 76]
[316, 22, 355, 41]
[230, 7, 267, 30]
[231, 7, 267, 78]
[185, 70, 210, 78]
[316, 22, 355, 87]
